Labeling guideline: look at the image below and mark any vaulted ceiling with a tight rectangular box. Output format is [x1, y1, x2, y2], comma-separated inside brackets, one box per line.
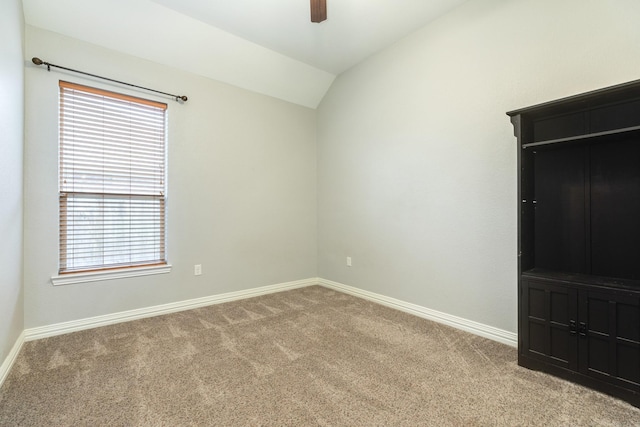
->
[22, 0, 469, 108]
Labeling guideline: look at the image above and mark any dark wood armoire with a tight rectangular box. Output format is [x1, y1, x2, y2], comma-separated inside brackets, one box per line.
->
[508, 80, 640, 407]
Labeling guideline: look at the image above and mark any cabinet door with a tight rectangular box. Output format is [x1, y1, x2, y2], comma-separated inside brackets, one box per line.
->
[579, 290, 640, 391]
[521, 278, 578, 370]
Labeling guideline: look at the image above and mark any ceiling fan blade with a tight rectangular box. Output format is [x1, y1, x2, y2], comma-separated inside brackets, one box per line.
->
[310, 0, 327, 23]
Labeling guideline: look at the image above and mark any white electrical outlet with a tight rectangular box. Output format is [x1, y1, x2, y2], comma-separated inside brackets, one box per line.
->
[194, 264, 202, 276]
[346, 257, 352, 267]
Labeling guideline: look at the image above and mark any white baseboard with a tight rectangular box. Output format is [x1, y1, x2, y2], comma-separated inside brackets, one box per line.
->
[22, 276, 517, 348]
[24, 278, 317, 341]
[317, 278, 517, 347]
[0, 331, 25, 389]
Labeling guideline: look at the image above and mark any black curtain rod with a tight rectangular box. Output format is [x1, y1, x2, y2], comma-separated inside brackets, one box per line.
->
[31, 57, 188, 102]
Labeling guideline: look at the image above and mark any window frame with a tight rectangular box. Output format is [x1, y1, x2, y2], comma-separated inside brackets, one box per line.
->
[52, 81, 171, 285]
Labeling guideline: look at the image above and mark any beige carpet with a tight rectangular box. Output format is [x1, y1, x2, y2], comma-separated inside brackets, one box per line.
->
[1, 285, 639, 426]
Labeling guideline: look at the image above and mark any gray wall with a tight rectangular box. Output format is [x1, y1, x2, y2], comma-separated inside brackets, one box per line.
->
[24, 27, 317, 328]
[0, 0, 25, 364]
[15, 0, 640, 338]
[317, 0, 640, 333]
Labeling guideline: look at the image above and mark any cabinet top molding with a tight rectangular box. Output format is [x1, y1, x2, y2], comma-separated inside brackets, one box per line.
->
[506, 78, 640, 118]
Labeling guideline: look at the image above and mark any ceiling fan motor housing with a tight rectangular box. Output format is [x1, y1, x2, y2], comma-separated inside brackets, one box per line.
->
[311, 0, 327, 23]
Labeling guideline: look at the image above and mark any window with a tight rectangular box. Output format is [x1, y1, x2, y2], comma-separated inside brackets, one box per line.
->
[58, 81, 167, 274]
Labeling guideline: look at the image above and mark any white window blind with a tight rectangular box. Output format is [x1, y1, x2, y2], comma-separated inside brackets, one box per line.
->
[59, 81, 167, 273]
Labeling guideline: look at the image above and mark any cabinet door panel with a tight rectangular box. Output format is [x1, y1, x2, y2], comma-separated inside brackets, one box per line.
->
[580, 291, 640, 391]
[618, 304, 640, 342]
[586, 335, 610, 375]
[618, 345, 640, 387]
[587, 298, 609, 333]
[528, 321, 546, 355]
[550, 327, 571, 363]
[521, 278, 578, 370]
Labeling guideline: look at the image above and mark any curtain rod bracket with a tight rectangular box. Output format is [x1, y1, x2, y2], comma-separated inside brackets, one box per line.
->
[31, 57, 187, 103]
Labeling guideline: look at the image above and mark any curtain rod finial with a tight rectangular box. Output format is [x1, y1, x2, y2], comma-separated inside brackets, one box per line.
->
[32, 57, 44, 66]
[177, 95, 188, 102]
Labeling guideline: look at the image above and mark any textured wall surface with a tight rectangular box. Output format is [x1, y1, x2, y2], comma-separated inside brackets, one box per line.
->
[0, 0, 25, 365]
[24, 27, 317, 328]
[317, 0, 640, 333]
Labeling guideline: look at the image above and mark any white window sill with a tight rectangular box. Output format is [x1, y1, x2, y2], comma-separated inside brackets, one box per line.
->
[51, 264, 172, 286]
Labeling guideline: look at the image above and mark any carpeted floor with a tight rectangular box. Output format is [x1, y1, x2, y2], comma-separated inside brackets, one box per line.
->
[1, 285, 639, 426]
